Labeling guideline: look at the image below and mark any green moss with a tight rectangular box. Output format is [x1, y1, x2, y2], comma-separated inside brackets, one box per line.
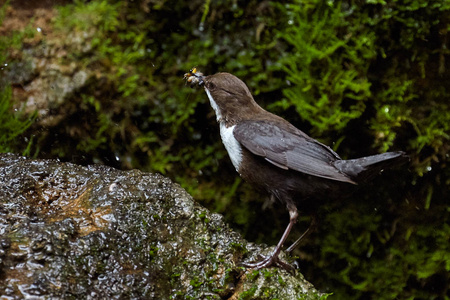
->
[149, 245, 158, 259]
[189, 276, 203, 289]
[246, 269, 261, 281]
[273, 2, 449, 298]
[198, 211, 210, 224]
[230, 242, 247, 256]
[277, 1, 374, 136]
[239, 286, 257, 300]
[262, 268, 277, 279]
[0, 86, 33, 153]
[319, 294, 332, 300]
[277, 274, 286, 286]
[0, 2, 36, 154]
[277, 1, 449, 172]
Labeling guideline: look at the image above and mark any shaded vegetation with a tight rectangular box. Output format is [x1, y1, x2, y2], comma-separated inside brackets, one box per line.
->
[0, 2, 35, 154]
[277, 1, 450, 299]
[0, 85, 34, 154]
[1, 0, 449, 299]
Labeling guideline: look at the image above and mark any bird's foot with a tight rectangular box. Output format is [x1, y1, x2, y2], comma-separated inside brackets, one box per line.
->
[241, 254, 295, 273]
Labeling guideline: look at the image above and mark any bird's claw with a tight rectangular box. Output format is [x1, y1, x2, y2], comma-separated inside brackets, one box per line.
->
[241, 254, 296, 273]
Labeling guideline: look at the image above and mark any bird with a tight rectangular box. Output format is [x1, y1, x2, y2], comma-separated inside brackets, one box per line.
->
[184, 68, 408, 271]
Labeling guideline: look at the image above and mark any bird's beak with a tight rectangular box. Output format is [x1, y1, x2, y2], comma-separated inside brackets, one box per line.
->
[184, 68, 204, 87]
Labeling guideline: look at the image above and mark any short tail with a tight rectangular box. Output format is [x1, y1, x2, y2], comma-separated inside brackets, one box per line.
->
[333, 151, 409, 183]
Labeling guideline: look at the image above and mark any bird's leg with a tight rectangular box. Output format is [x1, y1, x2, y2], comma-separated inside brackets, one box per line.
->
[285, 215, 317, 254]
[242, 208, 298, 271]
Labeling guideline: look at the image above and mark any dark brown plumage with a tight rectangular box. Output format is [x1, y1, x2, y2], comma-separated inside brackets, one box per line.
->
[185, 70, 409, 271]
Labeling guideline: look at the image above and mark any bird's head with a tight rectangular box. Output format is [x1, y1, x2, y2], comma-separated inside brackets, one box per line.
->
[184, 69, 263, 125]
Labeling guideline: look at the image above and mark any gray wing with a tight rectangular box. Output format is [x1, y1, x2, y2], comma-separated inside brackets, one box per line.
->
[233, 120, 355, 184]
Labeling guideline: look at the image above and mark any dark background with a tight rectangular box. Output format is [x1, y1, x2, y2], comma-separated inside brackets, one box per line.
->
[1, 0, 449, 299]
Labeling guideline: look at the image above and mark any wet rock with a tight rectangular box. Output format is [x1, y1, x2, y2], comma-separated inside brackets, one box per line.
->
[0, 153, 323, 299]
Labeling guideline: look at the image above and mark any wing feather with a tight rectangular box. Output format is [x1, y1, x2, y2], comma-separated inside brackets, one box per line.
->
[233, 120, 355, 184]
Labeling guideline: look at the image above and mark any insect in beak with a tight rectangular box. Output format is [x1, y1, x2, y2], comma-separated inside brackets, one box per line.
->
[184, 67, 204, 87]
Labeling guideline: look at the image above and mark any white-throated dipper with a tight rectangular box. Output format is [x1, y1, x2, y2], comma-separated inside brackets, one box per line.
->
[184, 68, 408, 271]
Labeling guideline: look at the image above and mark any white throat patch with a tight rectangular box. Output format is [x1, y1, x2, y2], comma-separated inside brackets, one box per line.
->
[219, 124, 242, 172]
[205, 88, 243, 172]
[205, 88, 222, 121]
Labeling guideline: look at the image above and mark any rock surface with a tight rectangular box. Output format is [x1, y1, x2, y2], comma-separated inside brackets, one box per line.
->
[0, 153, 323, 299]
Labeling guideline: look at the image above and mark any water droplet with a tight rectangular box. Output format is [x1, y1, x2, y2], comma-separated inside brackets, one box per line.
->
[109, 182, 118, 192]
[37, 27, 42, 33]
[288, 19, 294, 25]
[426, 166, 432, 172]
[384, 106, 389, 113]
